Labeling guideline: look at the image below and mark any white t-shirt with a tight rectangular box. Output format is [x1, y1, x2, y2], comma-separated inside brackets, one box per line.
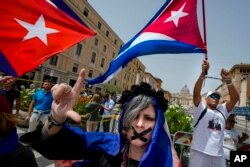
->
[103, 99, 115, 116]
[223, 128, 238, 160]
[191, 102, 229, 156]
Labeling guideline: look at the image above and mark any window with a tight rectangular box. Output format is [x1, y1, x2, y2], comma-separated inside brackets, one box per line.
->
[100, 58, 105, 68]
[49, 56, 58, 66]
[72, 63, 79, 73]
[75, 43, 82, 56]
[88, 70, 93, 78]
[91, 52, 96, 63]
[97, 22, 102, 29]
[103, 45, 107, 52]
[43, 75, 57, 84]
[106, 30, 109, 37]
[83, 8, 89, 17]
[69, 79, 76, 87]
[94, 38, 98, 46]
[114, 39, 117, 45]
[112, 52, 116, 59]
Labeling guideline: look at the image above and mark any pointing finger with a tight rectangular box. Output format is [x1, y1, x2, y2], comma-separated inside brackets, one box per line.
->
[72, 69, 85, 94]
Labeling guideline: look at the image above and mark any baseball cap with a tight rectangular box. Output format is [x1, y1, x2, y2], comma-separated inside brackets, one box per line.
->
[0, 94, 12, 114]
[206, 91, 221, 99]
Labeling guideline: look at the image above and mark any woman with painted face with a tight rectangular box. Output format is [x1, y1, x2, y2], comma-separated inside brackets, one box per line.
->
[20, 69, 180, 167]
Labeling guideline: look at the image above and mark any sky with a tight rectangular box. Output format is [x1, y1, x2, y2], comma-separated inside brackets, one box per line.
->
[88, 0, 250, 94]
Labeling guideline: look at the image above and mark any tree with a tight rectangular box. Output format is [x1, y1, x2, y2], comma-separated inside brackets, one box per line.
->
[102, 83, 123, 94]
[164, 103, 193, 156]
[165, 104, 193, 134]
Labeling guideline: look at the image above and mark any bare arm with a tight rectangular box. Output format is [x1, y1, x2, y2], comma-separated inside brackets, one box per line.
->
[193, 61, 209, 107]
[0, 76, 16, 85]
[15, 98, 21, 114]
[25, 100, 35, 120]
[238, 132, 249, 143]
[220, 69, 240, 112]
[101, 102, 114, 112]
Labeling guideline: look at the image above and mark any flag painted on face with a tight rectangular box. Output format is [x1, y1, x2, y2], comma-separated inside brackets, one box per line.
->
[86, 0, 206, 85]
[0, 0, 96, 77]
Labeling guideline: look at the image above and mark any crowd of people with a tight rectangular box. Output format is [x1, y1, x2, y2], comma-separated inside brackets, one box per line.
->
[0, 60, 249, 167]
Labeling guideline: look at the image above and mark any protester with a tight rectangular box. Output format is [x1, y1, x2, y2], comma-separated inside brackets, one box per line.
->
[85, 94, 101, 132]
[20, 69, 181, 167]
[25, 79, 53, 132]
[101, 93, 115, 132]
[223, 114, 249, 161]
[189, 61, 239, 167]
[95, 94, 105, 132]
[0, 77, 38, 167]
[0, 75, 20, 115]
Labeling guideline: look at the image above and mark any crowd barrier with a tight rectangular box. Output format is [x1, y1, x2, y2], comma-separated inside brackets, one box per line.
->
[81, 114, 120, 133]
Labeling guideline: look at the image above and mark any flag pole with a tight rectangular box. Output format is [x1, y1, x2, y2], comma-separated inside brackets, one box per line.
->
[201, 0, 208, 81]
[202, 0, 207, 61]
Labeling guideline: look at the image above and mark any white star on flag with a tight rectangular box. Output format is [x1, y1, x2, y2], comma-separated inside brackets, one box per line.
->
[164, 2, 189, 27]
[15, 14, 59, 45]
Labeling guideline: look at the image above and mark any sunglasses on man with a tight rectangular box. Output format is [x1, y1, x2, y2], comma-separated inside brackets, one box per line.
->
[208, 94, 221, 100]
[228, 120, 237, 124]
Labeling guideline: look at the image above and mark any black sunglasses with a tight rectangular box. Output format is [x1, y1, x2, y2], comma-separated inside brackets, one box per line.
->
[208, 94, 220, 100]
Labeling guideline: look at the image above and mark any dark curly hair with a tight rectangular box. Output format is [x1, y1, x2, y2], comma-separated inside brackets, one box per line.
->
[119, 82, 168, 112]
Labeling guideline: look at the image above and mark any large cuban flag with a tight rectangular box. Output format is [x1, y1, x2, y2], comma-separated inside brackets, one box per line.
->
[0, 0, 95, 77]
[87, 0, 207, 85]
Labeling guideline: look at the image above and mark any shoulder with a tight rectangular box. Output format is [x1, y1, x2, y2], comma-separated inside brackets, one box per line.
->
[34, 89, 42, 94]
[194, 101, 205, 111]
[10, 144, 37, 166]
[110, 99, 115, 104]
[13, 143, 34, 156]
[217, 103, 229, 117]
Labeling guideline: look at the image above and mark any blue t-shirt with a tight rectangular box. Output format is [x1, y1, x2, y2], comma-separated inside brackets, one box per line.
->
[33, 89, 53, 111]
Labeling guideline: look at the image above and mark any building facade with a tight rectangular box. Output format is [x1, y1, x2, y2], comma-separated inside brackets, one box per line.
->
[19, 0, 145, 93]
[171, 84, 193, 108]
[216, 63, 250, 107]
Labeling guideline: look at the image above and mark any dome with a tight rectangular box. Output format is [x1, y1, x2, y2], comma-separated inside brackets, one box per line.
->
[180, 84, 190, 95]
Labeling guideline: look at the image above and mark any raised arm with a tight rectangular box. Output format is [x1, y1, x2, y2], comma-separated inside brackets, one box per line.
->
[220, 69, 240, 112]
[193, 60, 209, 107]
[0, 75, 17, 85]
[43, 69, 85, 137]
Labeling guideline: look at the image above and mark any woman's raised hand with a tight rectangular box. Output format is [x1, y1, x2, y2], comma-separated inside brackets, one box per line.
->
[51, 69, 85, 123]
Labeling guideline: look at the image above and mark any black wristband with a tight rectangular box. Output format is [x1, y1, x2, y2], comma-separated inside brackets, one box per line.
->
[48, 114, 65, 129]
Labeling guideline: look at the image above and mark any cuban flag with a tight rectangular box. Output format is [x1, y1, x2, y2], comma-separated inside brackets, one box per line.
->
[0, 0, 95, 77]
[87, 0, 207, 85]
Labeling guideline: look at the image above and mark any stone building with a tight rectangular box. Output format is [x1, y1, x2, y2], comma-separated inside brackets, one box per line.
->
[215, 63, 250, 107]
[18, 0, 145, 93]
[171, 84, 193, 108]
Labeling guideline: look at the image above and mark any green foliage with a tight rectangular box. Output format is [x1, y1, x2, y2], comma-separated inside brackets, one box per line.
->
[165, 104, 193, 134]
[164, 104, 193, 155]
[20, 88, 37, 111]
[67, 96, 90, 124]
[73, 96, 90, 115]
[102, 83, 123, 94]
